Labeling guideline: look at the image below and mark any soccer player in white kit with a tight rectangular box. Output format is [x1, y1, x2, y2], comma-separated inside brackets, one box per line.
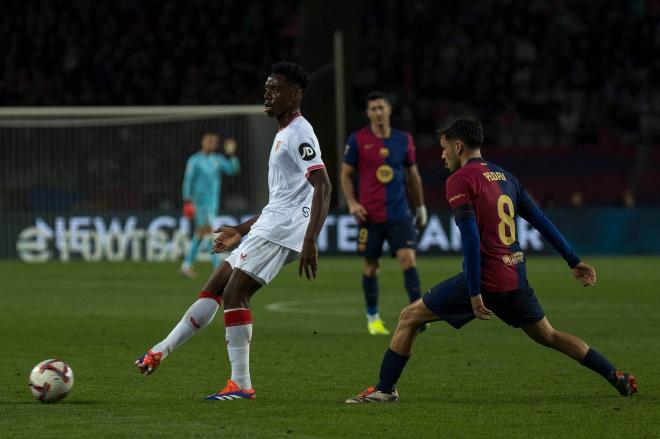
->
[135, 62, 332, 400]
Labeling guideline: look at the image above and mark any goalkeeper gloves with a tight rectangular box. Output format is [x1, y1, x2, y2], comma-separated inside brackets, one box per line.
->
[183, 201, 195, 219]
[223, 138, 237, 155]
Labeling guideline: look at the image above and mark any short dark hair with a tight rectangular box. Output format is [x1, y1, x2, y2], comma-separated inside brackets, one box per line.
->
[437, 116, 484, 150]
[366, 91, 389, 106]
[271, 62, 311, 92]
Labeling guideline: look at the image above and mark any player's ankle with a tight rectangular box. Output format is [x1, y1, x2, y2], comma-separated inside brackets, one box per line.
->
[367, 313, 381, 323]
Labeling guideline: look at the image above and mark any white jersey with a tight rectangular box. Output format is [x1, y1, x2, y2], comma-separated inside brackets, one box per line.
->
[249, 115, 325, 252]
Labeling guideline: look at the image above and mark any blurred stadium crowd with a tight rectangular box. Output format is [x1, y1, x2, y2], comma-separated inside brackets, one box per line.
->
[355, 0, 660, 146]
[0, 0, 301, 105]
[3, 0, 659, 146]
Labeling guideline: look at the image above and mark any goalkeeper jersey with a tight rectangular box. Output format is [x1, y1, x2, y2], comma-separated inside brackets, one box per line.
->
[182, 152, 240, 208]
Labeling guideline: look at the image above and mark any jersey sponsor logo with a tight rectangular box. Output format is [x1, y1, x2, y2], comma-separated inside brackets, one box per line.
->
[364, 143, 374, 149]
[502, 251, 524, 266]
[298, 143, 316, 161]
[376, 164, 394, 184]
[302, 207, 310, 218]
[379, 148, 389, 158]
[483, 171, 507, 182]
[448, 193, 466, 203]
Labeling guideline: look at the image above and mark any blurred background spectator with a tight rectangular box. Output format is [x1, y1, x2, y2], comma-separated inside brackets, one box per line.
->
[0, 0, 302, 105]
[354, 0, 660, 146]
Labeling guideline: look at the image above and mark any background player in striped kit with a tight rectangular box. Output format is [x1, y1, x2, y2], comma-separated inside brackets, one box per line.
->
[180, 133, 240, 278]
[341, 91, 427, 335]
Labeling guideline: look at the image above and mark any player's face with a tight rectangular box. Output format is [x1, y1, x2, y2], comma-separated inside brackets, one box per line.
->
[264, 74, 298, 117]
[440, 134, 460, 172]
[201, 134, 219, 153]
[366, 99, 391, 126]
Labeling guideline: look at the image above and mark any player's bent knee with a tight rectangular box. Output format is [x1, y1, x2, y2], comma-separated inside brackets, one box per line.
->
[398, 303, 423, 328]
[222, 287, 253, 309]
[363, 260, 379, 276]
[396, 253, 416, 271]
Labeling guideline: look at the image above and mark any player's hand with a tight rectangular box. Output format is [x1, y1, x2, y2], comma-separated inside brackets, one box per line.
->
[415, 205, 428, 230]
[183, 201, 195, 219]
[223, 138, 237, 156]
[211, 226, 241, 253]
[299, 238, 318, 280]
[348, 201, 368, 222]
[470, 294, 493, 320]
[572, 261, 596, 287]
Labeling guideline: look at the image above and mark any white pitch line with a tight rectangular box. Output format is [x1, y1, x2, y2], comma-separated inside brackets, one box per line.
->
[264, 297, 362, 315]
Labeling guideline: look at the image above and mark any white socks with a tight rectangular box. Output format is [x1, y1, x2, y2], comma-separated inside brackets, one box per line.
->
[151, 295, 219, 358]
[148, 297, 254, 391]
[367, 312, 382, 324]
[224, 308, 253, 390]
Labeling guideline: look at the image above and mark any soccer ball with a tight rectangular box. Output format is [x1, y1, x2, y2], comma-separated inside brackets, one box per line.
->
[29, 359, 74, 403]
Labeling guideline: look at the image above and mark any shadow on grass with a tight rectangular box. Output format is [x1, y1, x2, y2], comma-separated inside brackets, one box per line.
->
[0, 399, 103, 405]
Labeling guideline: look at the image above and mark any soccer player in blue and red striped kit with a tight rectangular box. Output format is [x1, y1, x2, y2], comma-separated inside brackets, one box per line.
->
[341, 91, 427, 335]
[347, 116, 637, 402]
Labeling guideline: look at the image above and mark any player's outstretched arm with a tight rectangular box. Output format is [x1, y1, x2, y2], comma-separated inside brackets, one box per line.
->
[300, 168, 332, 280]
[571, 261, 597, 287]
[517, 190, 582, 269]
[211, 215, 260, 253]
[340, 163, 367, 221]
[219, 138, 241, 176]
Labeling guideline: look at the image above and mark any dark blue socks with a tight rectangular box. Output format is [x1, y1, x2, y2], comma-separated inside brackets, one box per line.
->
[580, 348, 616, 383]
[364, 267, 421, 315]
[376, 349, 410, 393]
[403, 267, 421, 303]
[363, 274, 379, 315]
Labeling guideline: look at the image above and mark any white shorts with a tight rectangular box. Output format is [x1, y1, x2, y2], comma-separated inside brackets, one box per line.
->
[225, 236, 299, 285]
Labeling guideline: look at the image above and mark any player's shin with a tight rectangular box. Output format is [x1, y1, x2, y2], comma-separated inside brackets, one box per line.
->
[210, 253, 220, 268]
[185, 236, 202, 266]
[376, 348, 410, 393]
[403, 267, 422, 303]
[224, 308, 253, 390]
[151, 293, 221, 358]
[580, 348, 616, 382]
[362, 274, 380, 318]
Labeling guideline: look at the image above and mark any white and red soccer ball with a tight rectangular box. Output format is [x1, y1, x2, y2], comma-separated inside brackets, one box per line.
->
[29, 359, 74, 402]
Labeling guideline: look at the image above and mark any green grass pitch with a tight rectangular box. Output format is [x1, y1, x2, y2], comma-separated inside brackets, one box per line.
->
[1, 257, 658, 438]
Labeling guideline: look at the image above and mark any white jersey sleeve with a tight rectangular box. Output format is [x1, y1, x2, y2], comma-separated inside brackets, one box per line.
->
[286, 126, 325, 178]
